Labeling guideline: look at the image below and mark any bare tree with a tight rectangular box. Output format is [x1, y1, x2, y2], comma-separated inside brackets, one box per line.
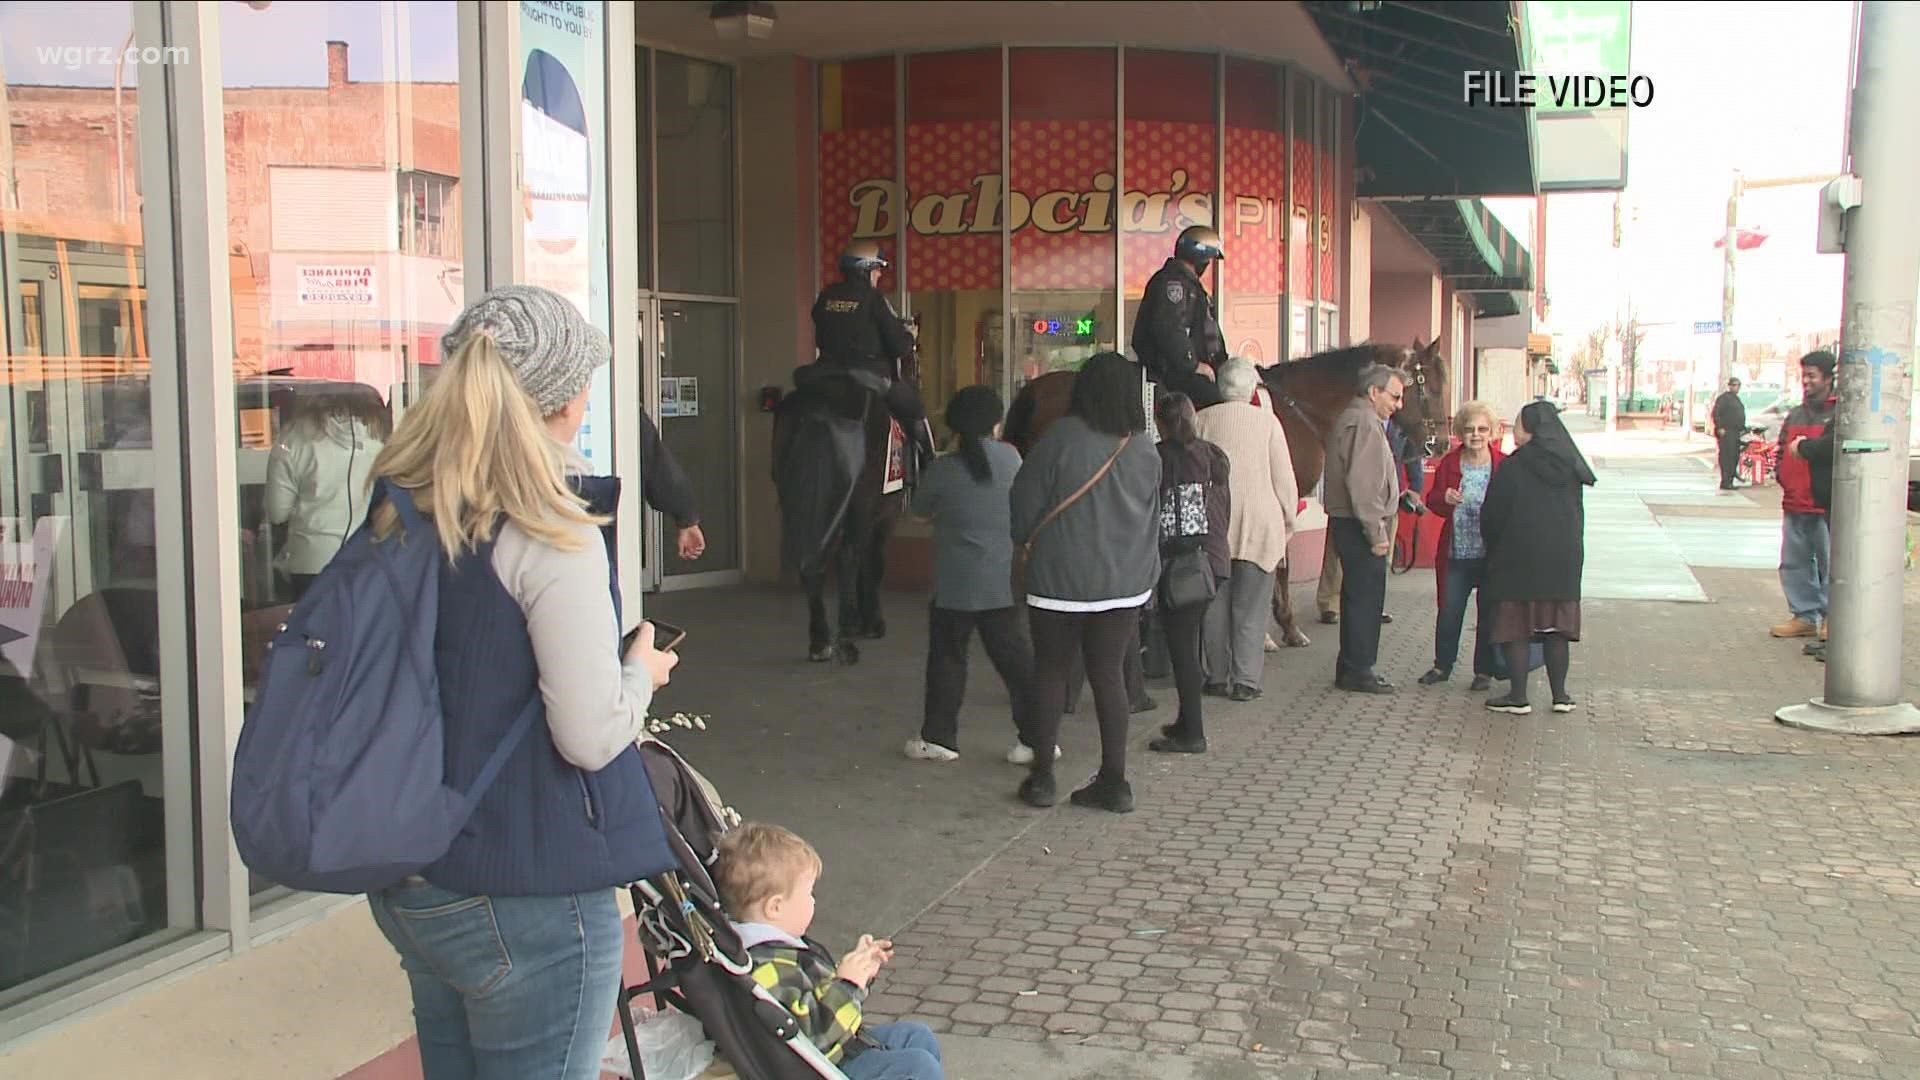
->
[1614, 313, 1649, 407]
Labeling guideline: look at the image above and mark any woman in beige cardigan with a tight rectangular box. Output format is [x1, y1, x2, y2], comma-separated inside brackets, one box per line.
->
[1193, 357, 1300, 700]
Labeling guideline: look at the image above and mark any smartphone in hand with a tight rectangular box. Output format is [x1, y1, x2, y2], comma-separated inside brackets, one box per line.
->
[622, 619, 687, 655]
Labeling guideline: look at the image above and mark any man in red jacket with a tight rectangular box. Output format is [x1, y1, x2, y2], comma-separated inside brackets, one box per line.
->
[1771, 351, 1837, 640]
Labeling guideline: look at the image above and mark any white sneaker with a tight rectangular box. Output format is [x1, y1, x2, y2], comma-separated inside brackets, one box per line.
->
[904, 738, 959, 762]
[1006, 742, 1062, 765]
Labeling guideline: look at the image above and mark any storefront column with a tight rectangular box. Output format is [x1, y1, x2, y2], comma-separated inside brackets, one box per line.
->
[606, 2, 645, 616]
[153, 0, 248, 944]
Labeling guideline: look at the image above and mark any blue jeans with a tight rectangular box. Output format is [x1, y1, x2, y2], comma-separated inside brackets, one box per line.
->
[1435, 557, 1496, 676]
[843, 1022, 945, 1080]
[1779, 512, 1831, 623]
[368, 879, 624, 1080]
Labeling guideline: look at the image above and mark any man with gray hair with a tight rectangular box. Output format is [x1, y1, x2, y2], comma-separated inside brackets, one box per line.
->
[1322, 363, 1405, 694]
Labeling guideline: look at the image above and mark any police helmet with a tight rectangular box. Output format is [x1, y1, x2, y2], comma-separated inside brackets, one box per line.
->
[838, 240, 890, 277]
[1175, 225, 1226, 266]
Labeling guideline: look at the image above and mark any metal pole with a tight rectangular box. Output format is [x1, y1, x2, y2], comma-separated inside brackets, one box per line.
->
[1681, 344, 1699, 441]
[1778, 0, 1920, 734]
[1717, 172, 1741, 390]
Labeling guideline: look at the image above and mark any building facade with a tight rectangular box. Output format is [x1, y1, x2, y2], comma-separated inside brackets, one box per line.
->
[0, 2, 1539, 1073]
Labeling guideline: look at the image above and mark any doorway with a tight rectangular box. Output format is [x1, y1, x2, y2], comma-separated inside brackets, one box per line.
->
[639, 296, 740, 590]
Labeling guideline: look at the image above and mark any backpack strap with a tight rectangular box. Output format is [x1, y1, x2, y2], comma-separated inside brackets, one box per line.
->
[376, 478, 426, 533]
[465, 691, 544, 806]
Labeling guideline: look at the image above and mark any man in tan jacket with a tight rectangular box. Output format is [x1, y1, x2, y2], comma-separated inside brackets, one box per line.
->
[1323, 364, 1405, 694]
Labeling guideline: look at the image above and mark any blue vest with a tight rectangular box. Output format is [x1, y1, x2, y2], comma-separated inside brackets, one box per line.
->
[421, 475, 678, 896]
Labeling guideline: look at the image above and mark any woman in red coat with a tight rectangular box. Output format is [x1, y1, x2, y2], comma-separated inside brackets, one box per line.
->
[1418, 401, 1505, 689]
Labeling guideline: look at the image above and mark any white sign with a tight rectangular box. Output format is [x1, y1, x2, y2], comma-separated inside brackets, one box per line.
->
[660, 376, 699, 418]
[0, 517, 65, 677]
[297, 264, 377, 307]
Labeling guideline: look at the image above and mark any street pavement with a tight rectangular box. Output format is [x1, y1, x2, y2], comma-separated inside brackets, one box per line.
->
[647, 422, 1920, 1079]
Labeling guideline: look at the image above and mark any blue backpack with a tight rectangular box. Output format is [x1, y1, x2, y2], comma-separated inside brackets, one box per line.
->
[231, 479, 540, 894]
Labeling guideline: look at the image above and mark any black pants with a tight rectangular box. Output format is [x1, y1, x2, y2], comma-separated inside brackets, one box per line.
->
[1158, 367, 1224, 409]
[1330, 517, 1388, 679]
[883, 379, 934, 453]
[1025, 605, 1141, 783]
[1063, 620, 1147, 714]
[1717, 432, 1742, 487]
[1159, 592, 1210, 741]
[922, 605, 1034, 752]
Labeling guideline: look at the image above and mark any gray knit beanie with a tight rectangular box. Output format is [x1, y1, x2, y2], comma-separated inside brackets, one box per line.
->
[439, 284, 610, 416]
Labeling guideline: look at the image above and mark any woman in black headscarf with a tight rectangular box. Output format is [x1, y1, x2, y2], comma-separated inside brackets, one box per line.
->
[1479, 401, 1597, 716]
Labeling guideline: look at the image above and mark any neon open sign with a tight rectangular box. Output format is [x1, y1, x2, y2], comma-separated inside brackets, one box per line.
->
[1033, 317, 1095, 337]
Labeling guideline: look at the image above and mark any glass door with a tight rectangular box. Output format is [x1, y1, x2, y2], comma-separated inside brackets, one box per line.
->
[638, 296, 664, 592]
[655, 300, 738, 580]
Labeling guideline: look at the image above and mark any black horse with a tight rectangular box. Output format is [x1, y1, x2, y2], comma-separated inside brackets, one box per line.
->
[771, 367, 910, 665]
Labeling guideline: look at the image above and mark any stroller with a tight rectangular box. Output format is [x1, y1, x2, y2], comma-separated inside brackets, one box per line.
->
[616, 740, 858, 1080]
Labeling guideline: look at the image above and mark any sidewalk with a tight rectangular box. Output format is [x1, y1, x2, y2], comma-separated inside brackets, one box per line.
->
[19, 426, 1918, 1079]
[639, 427, 1920, 1079]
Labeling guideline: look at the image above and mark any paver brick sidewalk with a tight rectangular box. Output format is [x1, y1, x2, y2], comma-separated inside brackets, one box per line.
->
[859, 472, 1920, 1078]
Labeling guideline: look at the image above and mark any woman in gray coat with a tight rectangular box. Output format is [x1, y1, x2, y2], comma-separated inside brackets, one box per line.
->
[1010, 352, 1162, 813]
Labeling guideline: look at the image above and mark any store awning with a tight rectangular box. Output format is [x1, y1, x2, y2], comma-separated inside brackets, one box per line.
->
[1301, 1, 1535, 198]
[1377, 197, 1534, 317]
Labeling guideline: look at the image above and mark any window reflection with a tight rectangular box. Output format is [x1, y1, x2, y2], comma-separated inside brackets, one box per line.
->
[218, 1, 462, 897]
[0, 0, 170, 996]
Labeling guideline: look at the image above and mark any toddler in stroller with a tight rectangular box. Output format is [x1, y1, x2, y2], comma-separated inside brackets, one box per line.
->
[620, 743, 944, 1080]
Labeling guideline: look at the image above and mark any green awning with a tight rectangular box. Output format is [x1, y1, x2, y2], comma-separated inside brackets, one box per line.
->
[1378, 198, 1535, 318]
[1303, 1, 1536, 198]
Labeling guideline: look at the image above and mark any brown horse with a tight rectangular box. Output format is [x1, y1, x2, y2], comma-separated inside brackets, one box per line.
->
[1002, 339, 1449, 647]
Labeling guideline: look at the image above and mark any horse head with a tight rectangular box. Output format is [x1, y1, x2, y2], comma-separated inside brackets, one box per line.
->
[1392, 337, 1450, 456]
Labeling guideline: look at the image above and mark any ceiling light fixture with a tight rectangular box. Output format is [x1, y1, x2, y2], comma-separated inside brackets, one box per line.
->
[711, 1, 776, 40]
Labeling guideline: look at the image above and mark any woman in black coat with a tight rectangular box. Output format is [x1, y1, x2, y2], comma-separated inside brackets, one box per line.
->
[1480, 401, 1597, 716]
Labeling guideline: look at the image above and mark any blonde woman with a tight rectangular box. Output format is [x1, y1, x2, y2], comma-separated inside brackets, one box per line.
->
[362, 285, 680, 1080]
[1420, 401, 1505, 690]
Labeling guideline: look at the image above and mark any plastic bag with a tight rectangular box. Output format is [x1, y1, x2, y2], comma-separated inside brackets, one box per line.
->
[601, 1009, 717, 1080]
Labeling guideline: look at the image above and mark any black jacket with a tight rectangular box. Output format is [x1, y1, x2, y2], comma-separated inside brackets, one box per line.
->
[1480, 443, 1590, 604]
[637, 407, 699, 527]
[1712, 391, 1746, 437]
[1797, 418, 1835, 512]
[1130, 258, 1224, 385]
[811, 278, 914, 378]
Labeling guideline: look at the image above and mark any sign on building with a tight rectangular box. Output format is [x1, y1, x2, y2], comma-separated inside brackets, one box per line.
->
[296, 264, 378, 307]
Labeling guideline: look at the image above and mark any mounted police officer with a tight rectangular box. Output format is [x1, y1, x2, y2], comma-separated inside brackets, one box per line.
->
[809, 239, 935, 466]
[1132, 225, 1228, 409]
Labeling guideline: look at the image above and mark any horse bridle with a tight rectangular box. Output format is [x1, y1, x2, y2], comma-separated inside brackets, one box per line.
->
[1402, 349, 1443, 457]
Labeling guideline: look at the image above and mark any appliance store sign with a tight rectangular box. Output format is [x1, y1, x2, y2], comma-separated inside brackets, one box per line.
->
[297, 264, 378, 308]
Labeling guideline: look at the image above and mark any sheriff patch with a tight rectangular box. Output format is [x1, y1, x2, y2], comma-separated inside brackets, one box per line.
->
[1165, 280, 1184, 305]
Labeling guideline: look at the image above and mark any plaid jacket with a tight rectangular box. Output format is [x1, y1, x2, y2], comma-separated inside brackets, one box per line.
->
[742, 931, 868, 1063]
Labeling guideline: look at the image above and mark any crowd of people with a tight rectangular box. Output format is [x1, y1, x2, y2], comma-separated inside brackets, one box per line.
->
[322, 229, 1607, 1078]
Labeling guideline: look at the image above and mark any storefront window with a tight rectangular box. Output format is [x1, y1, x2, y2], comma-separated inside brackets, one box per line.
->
[1010, 48, 1117, 386]
[1289, 70, 1315, 358]
[1121, 50, 1216, 353]
[657, 53, 739, 576]
[220, 1, 461, 902]
[0, 1, 176, 996]
[1318, 88, 1338, 349]
[817, 56, 897, 297]
[1222, 58, 1283, 369]
[904, 50, 1002, 438]
[657, 51, 734, 298]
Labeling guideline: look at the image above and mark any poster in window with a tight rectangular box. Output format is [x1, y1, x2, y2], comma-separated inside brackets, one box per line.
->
[519, 0, 609, 469]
